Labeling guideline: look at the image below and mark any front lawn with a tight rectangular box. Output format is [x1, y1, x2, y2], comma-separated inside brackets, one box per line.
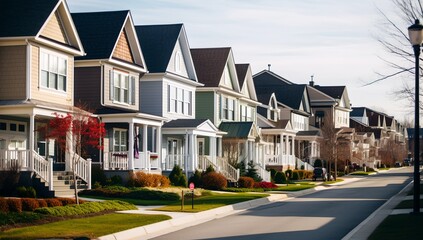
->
[0, 213, 170, 239]
[350, 171, 376, 175]
[154, 191, 269, 212]
[368, 214, 423, 240]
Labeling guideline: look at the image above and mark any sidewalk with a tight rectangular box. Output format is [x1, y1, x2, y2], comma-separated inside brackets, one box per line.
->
[98, 177, 363, 240]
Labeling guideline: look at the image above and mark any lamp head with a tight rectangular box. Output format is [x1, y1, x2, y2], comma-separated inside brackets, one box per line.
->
[408, 19, 423, 46]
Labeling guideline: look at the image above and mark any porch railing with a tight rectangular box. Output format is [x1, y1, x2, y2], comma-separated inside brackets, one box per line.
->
[73, 153, 91, 190]
[256, 163, 271, 182]
[0, 150, 30, 170]
[265, 154, 296, 167]
[32, 151, 53, 190]
[198, 155, 218, 171]
[295, 157, 314, 171]
[217, 157, 240, 182]
[163, 154, 186, 171]
[104, 152, 129, 170]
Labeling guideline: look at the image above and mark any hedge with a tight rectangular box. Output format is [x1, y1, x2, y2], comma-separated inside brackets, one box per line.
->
[80, 187, 180, 201]
[0, 197, 80, 213]
[34, 200, 136, 217]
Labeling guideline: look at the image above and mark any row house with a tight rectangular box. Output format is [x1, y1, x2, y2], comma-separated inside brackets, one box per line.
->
[71, 11, 164, 180]
[191, 48, 266, 181]
[135, 24, 225, 178]
[0, 0, 88, 196]
[253, 70, 318, 171]
[351, 107, 407, 167]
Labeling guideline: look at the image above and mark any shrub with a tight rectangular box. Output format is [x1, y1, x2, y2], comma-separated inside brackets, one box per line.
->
[21, 198, 40, 211]
[292, 171, 300, 180]
[7, 199, 22, 213]
[34, 200, 137, 217]
[37, 199, 48, 208]
[106, 175, 123, 186]
[0, 198, 9, 212]
[245, 161, 262, 182]
[188, 170, 202, 188]
[296, 170, 305, 180]
[254, 181, 277, 189]
[285, 169, 293, 180]
[128, 172, 170, 188]
[270, 169, 277, 182]
[274, 171, 287, 184]
[201, 172, 227, 190]
[57, 198, 78, 206]
[45, 198, 62, 207]
[169, 165, 187, 187]
[16, 186, 37, 198]
[238, 176, 255, 188]
[205, 165, 215, 174]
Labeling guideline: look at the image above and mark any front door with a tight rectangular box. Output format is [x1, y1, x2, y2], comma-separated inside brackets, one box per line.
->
[197, 138, 205, 156]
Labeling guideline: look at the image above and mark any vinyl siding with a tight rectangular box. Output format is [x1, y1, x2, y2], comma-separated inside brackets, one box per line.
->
[30, 45, 74, 106]
[40, 12, 68, 44]
[167, 39, 189, 78]
[74, 67, 102, 111]
[103, 63, 139, 111]
[196, 92, 215, 124]
[140, 81, 163, 116]
[0, 46, 26, 100]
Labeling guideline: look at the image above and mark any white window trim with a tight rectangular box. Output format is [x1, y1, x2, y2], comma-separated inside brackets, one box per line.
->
[168, 84, 193, 116]
[39, 48, 68, 94]
[0, 120, 26, 134]
[112, 69, 131, 105]
[113, 128, 127, 152]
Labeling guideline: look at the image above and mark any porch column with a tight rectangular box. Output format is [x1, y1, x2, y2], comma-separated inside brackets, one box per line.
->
[244, 141, 248, 166]
[291, 136, 295, 156]
[217, 137, 222, 157]
[210, 137, 216, 164]
[248, 141, 253, 163]
[191, 134, 197, 171]
[29, 114, 35, 171]
[184, 132, 189, 177]
[143, 125, 148, 170]
[285, 135, 289, 155]
[156, 126, 161, 170]
[279, 134, 284, 163]
[128, 122, 134, 170]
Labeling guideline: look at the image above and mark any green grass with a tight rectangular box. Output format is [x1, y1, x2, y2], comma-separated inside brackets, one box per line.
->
[368, 214, 423, 240]
[154, 192, 269, 212]
[80, 195, 176, 206]
[273, 183, 316, 191]
[350, 171, 376, 175]
[0, 213, 171, 240]
[323, 179, 344, 185]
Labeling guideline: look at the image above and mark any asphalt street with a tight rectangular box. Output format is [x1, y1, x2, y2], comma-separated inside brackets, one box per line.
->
[149, 168, 413, 240]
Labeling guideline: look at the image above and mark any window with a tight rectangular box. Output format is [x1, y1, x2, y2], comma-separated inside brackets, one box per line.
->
[168, 85, 192, 116]
[247, 107, 253, 121]
[0, 122, 6, 131]
[40, 51, 67, 91]
[240, 105, 246, 121]
[113, 71, 129, 104]
[113, 129, 127, 152]
[222, 96, 235, 121]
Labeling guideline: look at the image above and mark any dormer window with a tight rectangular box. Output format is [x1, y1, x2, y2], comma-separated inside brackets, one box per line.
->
[40, 50, 67, 92]
[268, 96, 278, 121]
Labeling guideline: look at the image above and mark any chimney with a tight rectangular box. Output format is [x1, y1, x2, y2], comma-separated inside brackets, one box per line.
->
[309, 75, 314, 86]
[268, 64, 271, 71]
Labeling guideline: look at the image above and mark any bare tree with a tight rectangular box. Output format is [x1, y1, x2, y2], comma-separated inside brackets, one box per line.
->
[379, 137, 408, 167]
[319, 117, 340, 180]
[373, 0, 423, 112]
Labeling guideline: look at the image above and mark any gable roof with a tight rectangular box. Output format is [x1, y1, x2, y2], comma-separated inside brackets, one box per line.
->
[253, 70, 294, 87]
[135, 24, 182, 73]
[72, 10, 142, 64]
[255, 84, 308, 112]
[351, 107, 366, 117]
[191, 47, 231, 87]
[236, 64, 249, 88]
[313, 86, 345, 100]
[0, 0, 60, 38]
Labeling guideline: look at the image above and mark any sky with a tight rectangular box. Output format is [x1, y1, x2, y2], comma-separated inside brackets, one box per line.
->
[67, 0, 414, 122]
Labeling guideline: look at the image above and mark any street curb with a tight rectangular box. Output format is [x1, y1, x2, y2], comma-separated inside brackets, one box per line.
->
[98, 193, 296, 240]
[98, 179, 362, 240]
[341, 180, 413, 240]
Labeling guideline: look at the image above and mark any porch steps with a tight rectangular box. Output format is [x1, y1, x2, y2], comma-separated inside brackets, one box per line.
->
[53, 172, 87, 197]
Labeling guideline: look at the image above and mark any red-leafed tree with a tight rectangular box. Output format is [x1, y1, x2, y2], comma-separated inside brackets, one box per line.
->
[43, 108, 105, 204]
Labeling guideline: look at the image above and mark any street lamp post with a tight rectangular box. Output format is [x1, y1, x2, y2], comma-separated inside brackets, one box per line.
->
[408, 19, 423, 214]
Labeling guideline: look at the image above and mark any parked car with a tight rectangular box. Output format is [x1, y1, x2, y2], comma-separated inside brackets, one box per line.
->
[403, 158, 412, 166]
[312, 167, 327, 181]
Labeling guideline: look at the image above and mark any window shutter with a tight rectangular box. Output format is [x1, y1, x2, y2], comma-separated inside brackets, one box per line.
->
[167, 84, 171, 112]
[219, 94, 222, 120]
[109, 70, 114, 101]
[130, 76, 136, 105]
